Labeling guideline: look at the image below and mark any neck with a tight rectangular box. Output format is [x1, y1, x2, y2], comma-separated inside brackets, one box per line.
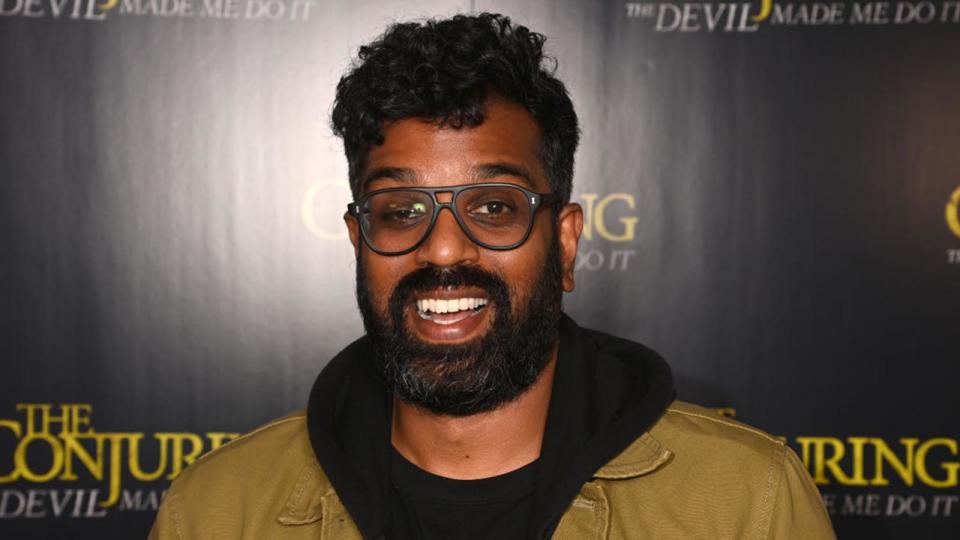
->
[391, 352, 556, 480]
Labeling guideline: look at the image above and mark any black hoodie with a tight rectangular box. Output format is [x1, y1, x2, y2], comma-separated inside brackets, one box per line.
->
[306, 314, 675, 539]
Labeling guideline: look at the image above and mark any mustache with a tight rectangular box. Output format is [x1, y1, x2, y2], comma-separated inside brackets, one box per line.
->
[388, 265, 511, 320]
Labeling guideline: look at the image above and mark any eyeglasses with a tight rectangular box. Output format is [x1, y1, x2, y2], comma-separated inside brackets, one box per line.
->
[347, 183, 560, 256]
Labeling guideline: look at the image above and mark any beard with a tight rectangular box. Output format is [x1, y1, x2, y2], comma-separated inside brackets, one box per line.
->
[355, 237, 564, 417]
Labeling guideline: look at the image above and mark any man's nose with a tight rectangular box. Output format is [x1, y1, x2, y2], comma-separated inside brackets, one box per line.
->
[414, 207, 480, 267]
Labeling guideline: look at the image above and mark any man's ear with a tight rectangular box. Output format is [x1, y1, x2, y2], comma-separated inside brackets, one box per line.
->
[344, 212, 361, 258]
[557, 203, 584, 292]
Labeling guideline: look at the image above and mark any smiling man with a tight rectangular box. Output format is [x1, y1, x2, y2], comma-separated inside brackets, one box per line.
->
[150, 13, 834, 540]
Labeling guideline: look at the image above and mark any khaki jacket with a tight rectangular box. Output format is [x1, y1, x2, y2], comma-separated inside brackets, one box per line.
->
[149, 401, 835, 539]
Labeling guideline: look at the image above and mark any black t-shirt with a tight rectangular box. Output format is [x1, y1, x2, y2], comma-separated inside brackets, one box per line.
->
[390, 448, 537, 540]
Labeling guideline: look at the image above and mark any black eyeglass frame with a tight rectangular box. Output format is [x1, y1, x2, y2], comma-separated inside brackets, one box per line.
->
[346, 182, 561, 256]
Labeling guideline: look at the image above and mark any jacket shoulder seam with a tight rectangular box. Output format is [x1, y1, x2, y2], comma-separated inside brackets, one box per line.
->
[757, 442, 786, 540]
[665, 407, 784, 446]
[168, 490, 185, 540]
[184, 414, 307, 471]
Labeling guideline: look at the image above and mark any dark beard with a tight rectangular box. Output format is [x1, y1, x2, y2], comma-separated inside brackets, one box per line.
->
[355, 238, 564, 417]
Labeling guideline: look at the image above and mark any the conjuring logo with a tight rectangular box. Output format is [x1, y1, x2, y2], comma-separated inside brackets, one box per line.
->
[0, 403, 238, 519]
[576, 192, 640, 272]
[946, 186, 960, 265]
[301, 179, 352, 241]
[799, 435, 959, 518]
[717, 409, 959, 520]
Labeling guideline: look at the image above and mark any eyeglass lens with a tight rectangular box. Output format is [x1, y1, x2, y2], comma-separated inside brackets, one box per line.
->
[359, 185, 534, 253]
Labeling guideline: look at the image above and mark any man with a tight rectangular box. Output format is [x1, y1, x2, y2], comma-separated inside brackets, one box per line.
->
[150, 13, 835, 539]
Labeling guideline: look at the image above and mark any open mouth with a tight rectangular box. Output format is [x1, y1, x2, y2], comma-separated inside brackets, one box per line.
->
[415, 297, 489, 325]
[407, 290, 493, 342]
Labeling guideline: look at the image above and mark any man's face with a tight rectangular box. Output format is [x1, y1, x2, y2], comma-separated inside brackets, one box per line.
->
[345, 99, 582, 416]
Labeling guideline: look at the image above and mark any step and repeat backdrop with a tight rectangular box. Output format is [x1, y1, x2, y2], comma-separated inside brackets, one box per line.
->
[2, 0, 958, 538]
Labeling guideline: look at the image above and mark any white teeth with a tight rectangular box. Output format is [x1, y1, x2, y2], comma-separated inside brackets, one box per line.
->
[416, 297, 488, 315]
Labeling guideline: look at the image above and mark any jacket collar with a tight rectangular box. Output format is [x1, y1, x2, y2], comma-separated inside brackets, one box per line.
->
[530, 316, 675, 538]
[276, 463, 333, 526]
[593, 430, 673, 479]
[274, 428, 675, 526]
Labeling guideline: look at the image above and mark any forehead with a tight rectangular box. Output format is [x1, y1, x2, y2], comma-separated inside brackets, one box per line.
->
[362, 99, 548, 194]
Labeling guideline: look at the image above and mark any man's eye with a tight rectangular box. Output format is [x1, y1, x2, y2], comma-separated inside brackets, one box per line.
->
[471, 201, 512, 216]
[379, 202, 428, 222]
[382, 208, 425, 221]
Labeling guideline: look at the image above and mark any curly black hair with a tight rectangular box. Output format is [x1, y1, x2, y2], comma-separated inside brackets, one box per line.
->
[331, 13, 579, 203]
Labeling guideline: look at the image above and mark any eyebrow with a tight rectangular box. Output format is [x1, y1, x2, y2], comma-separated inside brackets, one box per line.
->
[470, 163, 535, 188]
[360, 166, 420, 188]
[360, 162, 535, 189]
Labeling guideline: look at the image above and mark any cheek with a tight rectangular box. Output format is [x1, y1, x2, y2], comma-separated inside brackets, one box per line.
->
[495, 228, 554, 301]
[361, 251, 410, 311]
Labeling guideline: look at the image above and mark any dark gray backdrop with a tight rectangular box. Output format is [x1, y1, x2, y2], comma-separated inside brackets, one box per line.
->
[2, 0, 958, 537]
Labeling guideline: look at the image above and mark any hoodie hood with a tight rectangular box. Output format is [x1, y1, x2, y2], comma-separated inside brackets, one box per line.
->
[307, 314, 675, 539]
